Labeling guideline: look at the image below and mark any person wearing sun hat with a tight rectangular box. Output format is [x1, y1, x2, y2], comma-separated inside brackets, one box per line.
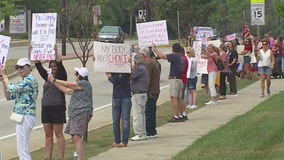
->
[48, 66, 93, 160]
[0, 57, 38, 160]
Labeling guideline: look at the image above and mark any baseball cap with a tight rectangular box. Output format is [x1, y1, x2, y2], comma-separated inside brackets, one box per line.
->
[74, 67, 89, 77]
[16, 58, 31, 66]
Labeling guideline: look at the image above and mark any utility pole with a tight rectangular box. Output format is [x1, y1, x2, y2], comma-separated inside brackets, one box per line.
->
[61, 0, 66, 56]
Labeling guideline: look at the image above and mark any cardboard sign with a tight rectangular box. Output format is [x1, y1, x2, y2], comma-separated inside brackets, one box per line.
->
[0, 35, 11, 66]
[31, 13, 57, 61]
[136, 20, 169, 48]
[93, 41, 131, 73]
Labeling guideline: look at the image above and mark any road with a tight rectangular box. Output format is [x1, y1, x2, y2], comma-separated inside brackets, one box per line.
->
[0, 41, 172, 159]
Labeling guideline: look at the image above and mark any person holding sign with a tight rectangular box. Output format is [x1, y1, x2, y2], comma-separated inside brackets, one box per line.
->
[0, 58, 38, 160]
[152, 43, 185, 122]
[34, 45, 67, 160]
[201, 44, 219, 105]
[48, 67, 93, 160]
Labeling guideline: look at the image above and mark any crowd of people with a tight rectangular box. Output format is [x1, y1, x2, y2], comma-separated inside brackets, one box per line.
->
[0, 30, 280, 159]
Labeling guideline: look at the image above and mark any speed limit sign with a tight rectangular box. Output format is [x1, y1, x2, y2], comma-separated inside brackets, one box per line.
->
[251, 0, 265, 26]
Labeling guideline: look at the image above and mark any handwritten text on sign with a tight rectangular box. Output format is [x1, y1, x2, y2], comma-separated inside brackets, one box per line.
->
[93, 41, 131, 73]
[136, 20, 169, 48]
[0, 35, 11, 66]
[31, 13, 57, 61]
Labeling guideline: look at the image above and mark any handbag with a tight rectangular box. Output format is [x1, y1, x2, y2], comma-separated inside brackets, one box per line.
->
[10, 112, 24, 124]
[213, 58, 224, 70]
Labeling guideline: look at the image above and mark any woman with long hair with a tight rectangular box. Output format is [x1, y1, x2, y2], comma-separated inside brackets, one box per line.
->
[241, 38, 253, 79]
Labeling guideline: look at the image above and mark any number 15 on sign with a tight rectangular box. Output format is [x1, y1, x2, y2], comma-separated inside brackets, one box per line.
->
[251, 2, 265, 26]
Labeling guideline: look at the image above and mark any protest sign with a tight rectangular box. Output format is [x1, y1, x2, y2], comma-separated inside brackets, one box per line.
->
[0, 35, 11, 66]
[136, 20, 169, 48]
[226, 33, 236, 41]
[193, 41, 208, 74]
[207, 39, 221, 48]
[237, 45, 245, 63]
[192, 26, 213, 41]
[31, 13, 57, 61]
[93, 41, 131, 73]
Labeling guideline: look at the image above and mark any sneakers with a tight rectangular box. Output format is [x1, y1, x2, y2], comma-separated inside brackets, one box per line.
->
[182, 115, 188, 121]
[260, 93, 265, 98]
[130, 135, 148, 141]
[147, 134, 158, 139]
[205, 100, 217, 105]
[228, 92, 238, 96]
[186, 105, 198, 109]
[168, 116, 185, 123]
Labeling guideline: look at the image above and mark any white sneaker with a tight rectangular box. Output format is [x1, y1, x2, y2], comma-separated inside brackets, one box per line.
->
[131, 135, 148, 141]
[186, 105, 192, 109]
[205, 101, 217, 105]
[189, 105, 197, 109]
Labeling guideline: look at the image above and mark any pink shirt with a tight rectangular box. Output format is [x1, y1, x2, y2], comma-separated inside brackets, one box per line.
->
[207, 51, 218, 73]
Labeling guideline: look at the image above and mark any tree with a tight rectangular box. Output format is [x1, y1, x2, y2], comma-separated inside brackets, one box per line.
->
[61, 0, 96, 67]
[0, 0, 22, 32]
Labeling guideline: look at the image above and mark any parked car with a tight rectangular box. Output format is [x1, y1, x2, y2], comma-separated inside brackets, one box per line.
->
[97, 26, 124, 43]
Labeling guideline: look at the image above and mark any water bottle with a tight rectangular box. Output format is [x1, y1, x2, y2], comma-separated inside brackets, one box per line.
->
[73, 151, 78, 160]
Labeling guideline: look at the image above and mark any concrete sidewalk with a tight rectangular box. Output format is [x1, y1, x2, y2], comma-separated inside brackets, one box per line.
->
[88, 79, 284, 160]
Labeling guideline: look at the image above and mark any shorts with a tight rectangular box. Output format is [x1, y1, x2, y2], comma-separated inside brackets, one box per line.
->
[201, 74, 208, 84]
[65, 111, 93, 137]
[187, 77, 197, 91]
[169, 79, 183, 98]
[41, 106, 66, 124]
[258, 66, 272, 75]
[181, 84, 186, 100]
[243, 56, 251, 64]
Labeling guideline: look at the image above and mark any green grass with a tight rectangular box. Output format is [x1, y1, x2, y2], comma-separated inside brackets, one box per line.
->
[172, 85, 284, 159]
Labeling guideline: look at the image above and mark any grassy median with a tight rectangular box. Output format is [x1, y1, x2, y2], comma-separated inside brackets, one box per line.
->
[8, 76, 257, 160]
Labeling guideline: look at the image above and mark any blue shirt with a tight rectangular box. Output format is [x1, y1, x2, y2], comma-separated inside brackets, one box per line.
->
[8, 74, 39, 116]
[108, 73, 131, 99]
[167, 53, 184, 78]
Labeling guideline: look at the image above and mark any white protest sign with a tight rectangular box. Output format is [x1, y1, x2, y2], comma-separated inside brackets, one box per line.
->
[237, 45, 245, 63]
[193, 41, 208, 74]
[226, 33, 236, 41]
[207, 40, 221, 48]
[93, 41, 131, 73]
[193, 26, 213, 41]
[31, 13, 57, 61]
[136, 20, 169, 48]
[0, 35, 11, 66]
[9, 10, 26, 34]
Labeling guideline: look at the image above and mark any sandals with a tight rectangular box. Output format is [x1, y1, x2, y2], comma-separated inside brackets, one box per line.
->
[218, 96, 226, 100]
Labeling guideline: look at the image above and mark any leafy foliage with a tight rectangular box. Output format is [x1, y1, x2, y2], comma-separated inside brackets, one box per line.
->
[0, 0, 22, 20]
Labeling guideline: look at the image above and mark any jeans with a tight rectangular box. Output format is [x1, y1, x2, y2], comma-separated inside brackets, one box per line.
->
[112, 97, 132, 144]
[145, 93, 159, 136]
[281, 57, 284, 73]
[208, 71, 217, 97]
[220, 72, 229, 96]
[131, 93, 147, 136]
[228, 66, 237, 93]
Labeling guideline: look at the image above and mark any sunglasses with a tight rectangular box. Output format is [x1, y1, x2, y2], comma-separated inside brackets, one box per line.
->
[186, 52, 190, 54]
[15, 65, 25, 70]
[262, 43, 267, 45]
[75, 72, 79, 76]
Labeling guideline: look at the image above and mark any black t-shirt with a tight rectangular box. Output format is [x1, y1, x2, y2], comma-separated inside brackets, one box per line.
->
[167, 53, 184, 78]
[228, 50, 238, 68]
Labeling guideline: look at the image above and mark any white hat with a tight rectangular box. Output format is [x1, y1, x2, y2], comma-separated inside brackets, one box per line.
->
[74, 67, 89, 77]
[16, 58, 31, 66]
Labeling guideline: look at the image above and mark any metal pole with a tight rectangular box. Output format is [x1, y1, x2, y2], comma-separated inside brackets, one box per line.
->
[27, 10, 31, 59]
